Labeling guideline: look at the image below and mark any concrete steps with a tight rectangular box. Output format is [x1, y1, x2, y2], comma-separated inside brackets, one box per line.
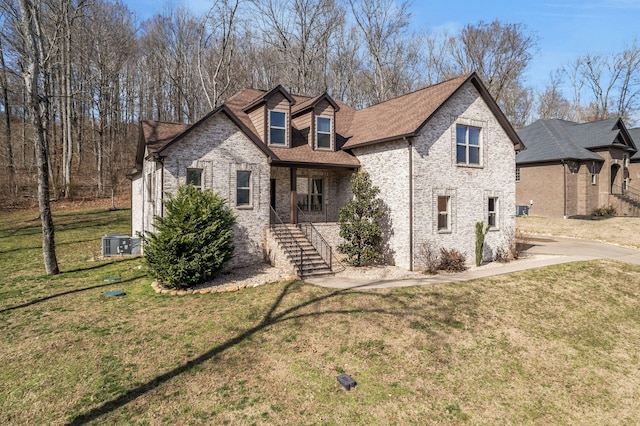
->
[270, 224, 333, 278]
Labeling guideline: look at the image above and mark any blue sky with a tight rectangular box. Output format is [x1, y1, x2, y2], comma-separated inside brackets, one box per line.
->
[125, 0, 640, 93]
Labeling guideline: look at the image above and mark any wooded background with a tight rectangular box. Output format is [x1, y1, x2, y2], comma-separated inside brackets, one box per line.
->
[1, 0, 639, 209]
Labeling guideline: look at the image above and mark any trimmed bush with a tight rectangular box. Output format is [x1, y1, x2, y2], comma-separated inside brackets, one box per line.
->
[143, 185, 235, 289]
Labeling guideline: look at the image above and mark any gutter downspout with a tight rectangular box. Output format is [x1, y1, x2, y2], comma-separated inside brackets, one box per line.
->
[161, 158, 165, 218]
[562, 160, 567, 219]
[405, 137, 414, 271]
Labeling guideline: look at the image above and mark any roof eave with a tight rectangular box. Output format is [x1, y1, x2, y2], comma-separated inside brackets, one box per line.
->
[156, 105, 274, 160]
[342, 132, 417, 150]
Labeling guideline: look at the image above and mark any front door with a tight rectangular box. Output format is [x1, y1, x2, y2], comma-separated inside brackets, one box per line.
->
[270, 179, 276, 210]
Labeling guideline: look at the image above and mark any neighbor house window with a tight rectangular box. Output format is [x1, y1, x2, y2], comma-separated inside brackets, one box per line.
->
[297, 177, 323, 211]
[269, 111, 286, 145]
[591, 164, 597, 185]
[186, 168, 203, 190]
[236, 171, 251, 206]
[437, 196, 450, 231]
[456, 124, 481, 165]
[316, 117, 331, 149]
[623, 154, 629, 168]
[515, 167, 521, 182]
[488, 197, 498, 228]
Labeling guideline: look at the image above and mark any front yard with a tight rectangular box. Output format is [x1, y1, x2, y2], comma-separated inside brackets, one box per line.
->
[517, 215, 640, 249]
[1, 208, 640, 424]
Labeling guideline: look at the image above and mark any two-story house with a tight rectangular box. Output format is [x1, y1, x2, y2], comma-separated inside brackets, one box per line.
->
[128, 73, 524, 276]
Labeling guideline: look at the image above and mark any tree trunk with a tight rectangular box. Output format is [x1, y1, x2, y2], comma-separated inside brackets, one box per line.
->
[18, 0, 59, 275]
[0, 38, 16, 196]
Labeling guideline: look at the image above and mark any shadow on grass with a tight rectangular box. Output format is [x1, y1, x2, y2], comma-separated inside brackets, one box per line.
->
[0, 237, 114, 255]
[0, 275, 146, 314]
[65, 280, 428, 425]
[62, 256, 141, 274]
[0, 211, 127, 240]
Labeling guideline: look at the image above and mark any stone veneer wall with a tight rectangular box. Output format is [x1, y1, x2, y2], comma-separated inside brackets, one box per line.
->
[355, 81, 517, 270]
[159, 113, 271, 268]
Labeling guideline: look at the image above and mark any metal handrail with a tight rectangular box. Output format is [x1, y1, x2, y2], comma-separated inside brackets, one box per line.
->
[612, 183, 640, 203]
[296, 205, 332, 271]
[270, 207, 304, 277]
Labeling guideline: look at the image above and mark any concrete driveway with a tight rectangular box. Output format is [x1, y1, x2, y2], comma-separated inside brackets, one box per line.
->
[306, 236, 640, 290]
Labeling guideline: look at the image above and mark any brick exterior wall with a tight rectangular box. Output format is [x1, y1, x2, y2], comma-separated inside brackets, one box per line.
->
[154, 113, 271, 268]
[517, 147, 631, 218]
[355, 81, 517, 270]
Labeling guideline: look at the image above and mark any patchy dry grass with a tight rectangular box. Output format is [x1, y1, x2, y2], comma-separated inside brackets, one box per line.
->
[517, 215, 640, 249]
[2, 208, 640, 424]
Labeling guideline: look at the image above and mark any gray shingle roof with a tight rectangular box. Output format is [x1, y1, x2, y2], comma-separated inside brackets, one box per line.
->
[629, 128, 640, 160]
[516, 118, 635, 164]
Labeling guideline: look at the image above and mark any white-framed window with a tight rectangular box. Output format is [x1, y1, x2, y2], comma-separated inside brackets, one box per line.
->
[623, 178, 629, 191]
[297, 177, 323, 211]
[623, 154, 629, 168]
[488, 197, 498, 228]
[515, 167, 520, 182]
[236, 170, 251, 206]
[456, 124, 481, 165]
[437, 196, 450, 231]
[316, 116, 331, 150]
[269, 110, 286, 145]
[591, 164, 597, 185]
[186, 168, 203, 190]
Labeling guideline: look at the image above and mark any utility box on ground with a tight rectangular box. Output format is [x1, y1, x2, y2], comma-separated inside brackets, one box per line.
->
[102, 235, 141, 256]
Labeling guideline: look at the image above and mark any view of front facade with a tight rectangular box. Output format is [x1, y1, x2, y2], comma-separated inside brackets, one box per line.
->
[129, 73, 524, 273]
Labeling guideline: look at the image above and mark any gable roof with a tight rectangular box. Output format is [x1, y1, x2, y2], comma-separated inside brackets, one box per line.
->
[517, 118, 637, 164]
[225, 88, 360, 167]
[242, 85, 296, 112]
[342, 73, 525, 151]
[292, 92, 340, 116]
[132, 73, 521, 172]
[128, 120, 191, 176]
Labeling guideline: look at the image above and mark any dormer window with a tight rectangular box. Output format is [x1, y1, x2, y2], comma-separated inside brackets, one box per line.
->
[269, 111, 286, 145]
[316, 117, 331, 150]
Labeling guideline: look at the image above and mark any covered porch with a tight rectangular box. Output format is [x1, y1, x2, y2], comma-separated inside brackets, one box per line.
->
[269, 165, 355, 225]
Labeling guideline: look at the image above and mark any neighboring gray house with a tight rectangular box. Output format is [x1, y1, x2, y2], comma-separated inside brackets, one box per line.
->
[516, 118, 638, 217]
[128, 73, 524, 275]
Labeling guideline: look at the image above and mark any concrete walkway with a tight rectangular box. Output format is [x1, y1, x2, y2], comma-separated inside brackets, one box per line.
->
[306, 236, 640, 290]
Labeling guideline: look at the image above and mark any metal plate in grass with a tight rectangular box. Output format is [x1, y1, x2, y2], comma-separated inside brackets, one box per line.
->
[104, 290, 126, 297]
[104, 276, 120, 282]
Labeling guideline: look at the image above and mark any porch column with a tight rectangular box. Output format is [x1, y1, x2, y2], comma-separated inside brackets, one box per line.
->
[290, 166, 297, 224]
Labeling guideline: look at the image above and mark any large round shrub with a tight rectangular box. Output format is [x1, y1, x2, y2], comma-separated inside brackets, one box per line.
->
[143, 185, 235, 289]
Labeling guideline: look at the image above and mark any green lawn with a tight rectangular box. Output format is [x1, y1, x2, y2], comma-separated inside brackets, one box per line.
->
[1, 208, 640, 424]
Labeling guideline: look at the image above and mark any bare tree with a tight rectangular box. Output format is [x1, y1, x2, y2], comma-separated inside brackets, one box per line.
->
[347, 0, 414, 104]
[0, 36, 16, 196]
[197, 0, 240, 109]
[537, 71, 572, 120]
[250, 0, 343, 96]
[16, 0, 59, 274]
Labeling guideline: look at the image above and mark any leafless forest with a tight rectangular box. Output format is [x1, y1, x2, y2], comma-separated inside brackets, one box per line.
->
[1, 0, 639, 209]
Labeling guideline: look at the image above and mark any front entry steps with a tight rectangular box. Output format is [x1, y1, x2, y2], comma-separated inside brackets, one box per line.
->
[270, 224, 333, 278]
